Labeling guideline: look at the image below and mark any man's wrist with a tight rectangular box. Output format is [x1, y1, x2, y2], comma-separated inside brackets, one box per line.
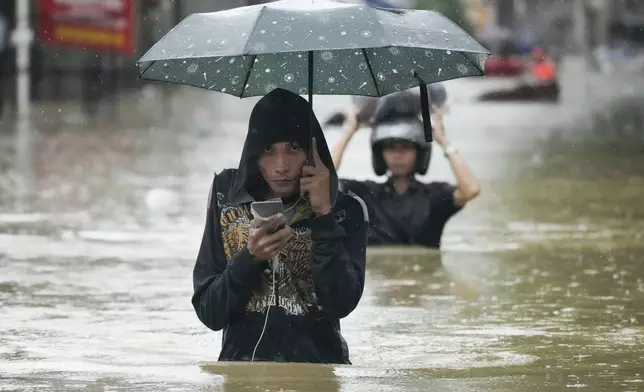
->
[442, 143, 458, 157]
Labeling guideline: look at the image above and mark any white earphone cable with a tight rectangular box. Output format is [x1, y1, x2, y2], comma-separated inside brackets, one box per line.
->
[250, 197, 301, 362]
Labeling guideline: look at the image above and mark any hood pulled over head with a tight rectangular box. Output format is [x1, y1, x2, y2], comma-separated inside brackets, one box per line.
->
[229, 88, 338, 206]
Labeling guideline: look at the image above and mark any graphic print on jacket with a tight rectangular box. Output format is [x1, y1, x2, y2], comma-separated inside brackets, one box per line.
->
[219, 199, 318, 316]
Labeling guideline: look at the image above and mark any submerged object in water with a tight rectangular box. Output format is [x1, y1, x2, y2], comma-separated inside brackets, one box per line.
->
[478, 81, 560, 103]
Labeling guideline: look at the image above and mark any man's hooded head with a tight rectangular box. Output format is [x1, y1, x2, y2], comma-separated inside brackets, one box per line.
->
[230, 88, 338, 204]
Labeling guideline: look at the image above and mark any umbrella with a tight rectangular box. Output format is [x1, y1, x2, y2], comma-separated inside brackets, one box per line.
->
[137, 0, 490, 143]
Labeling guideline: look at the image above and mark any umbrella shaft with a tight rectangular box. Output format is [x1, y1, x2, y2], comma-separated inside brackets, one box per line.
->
[308, 50, 314, 165]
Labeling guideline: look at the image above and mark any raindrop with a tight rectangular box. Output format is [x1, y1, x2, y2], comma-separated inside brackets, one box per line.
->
[220, 39, 228, 46]
[231, 76, 240, 85]
[377, 72, 385, 80]
[321, 51, 334, 62]
[284, 74, 295, 83]
[438, 68, 443, 76]
[341, 31, 347, 36]
[241, 32, 247, 37]
[456, 63, 470, 75]
[328, 77, 336, 83]
[260, 30, 266, 34]
[318, 36, 326, 41]
[361, 30, 372, 37]
[394, 84, 401, 90]
[229, 58, 236, 64]
[216, 69, 221, 73]
[207, 39, 212, 44]
[265, 68, 271, 73]
[392, 69, 398, 74]
[298, 87, 308, 94]
[424, 50, 433, 58]
[442, 29, 448, 34]
[446, 50, 452, 55]
[188, 44, 194, 49]
[203, 73, 208, 81]
[283, 25, 292, 32]
[163, 62, 168, 67]
[358, 62, 367, 71]
[222, 88, 227, 92]
[187, 63, 199, 74]
[272, 21, 277, 25]
[164, 75, 169, 79]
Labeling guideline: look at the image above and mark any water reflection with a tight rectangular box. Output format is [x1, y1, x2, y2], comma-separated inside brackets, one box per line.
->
[201, 362, 340, 392]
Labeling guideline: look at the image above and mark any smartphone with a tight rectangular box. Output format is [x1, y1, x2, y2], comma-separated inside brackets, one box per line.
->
[250, 198, 285, 233]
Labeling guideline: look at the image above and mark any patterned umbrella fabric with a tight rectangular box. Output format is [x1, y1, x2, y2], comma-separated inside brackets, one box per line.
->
[137, 0, 490, 141]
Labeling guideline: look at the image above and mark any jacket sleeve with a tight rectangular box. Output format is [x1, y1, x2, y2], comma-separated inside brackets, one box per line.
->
[191, 174, 263, 331]
[310, 194, 368, 319]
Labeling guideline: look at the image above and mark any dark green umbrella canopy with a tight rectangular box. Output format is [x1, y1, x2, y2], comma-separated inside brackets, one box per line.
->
[138, 0, 488, 97]
[137, 0, 490, 141]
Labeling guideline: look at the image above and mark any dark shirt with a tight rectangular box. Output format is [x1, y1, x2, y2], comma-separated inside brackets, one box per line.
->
[340, 178, 462, 248]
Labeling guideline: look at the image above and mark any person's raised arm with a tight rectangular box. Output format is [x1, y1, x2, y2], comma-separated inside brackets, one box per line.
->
[430, 106, 481, 207]
[301, 138, 368, 318]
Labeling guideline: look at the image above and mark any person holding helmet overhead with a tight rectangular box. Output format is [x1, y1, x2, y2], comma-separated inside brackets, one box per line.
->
[331, 89, 480, 248]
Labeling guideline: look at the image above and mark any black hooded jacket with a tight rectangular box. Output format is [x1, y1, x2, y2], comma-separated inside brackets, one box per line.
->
[191, 89, 369, 364]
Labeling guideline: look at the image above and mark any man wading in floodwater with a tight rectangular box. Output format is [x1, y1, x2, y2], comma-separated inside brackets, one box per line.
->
[192, 88, 369, 364]
[332, 89, 481, 248]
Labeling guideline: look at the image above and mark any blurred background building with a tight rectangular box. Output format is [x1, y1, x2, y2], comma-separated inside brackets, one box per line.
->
[0, 0, 642, 123]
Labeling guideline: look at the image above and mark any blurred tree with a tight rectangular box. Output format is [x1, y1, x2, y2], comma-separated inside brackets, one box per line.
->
[416, 0, 474, 34]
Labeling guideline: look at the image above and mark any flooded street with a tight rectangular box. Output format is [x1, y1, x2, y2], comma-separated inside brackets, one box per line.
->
[1, 78, 644, 391]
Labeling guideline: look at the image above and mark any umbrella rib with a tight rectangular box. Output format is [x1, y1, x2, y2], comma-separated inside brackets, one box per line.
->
[241, 5, 267, 56]
[361, 49, 381, 97]
[138, 61, 156, 80]
[240, 55, 258, 98]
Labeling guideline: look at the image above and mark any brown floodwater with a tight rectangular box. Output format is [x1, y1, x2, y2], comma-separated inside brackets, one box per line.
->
[1, 79, 643, 391]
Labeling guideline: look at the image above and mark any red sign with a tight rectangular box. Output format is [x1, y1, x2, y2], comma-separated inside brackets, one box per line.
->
[38, 0, 136, 55]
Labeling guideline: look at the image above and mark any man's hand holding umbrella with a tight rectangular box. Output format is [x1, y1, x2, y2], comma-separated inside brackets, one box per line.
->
[301, 137, 332, 217]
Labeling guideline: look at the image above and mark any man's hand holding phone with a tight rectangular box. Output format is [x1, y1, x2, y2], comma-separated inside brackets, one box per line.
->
[247, 213, 291, 261]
